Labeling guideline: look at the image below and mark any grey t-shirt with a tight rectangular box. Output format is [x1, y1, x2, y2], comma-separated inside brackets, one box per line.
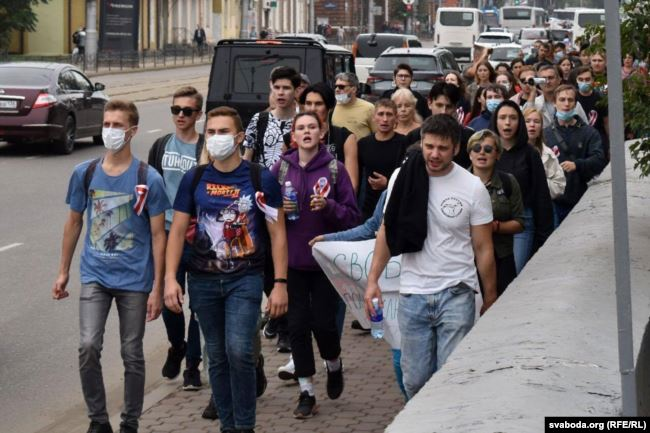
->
[162, 134, 198, 229]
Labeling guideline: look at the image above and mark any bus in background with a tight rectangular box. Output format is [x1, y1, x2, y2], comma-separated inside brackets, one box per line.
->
[434, 7, 485, 60]
[500, 6, 547, 33]
[572, 8, 605, 44]
[482, 7, 500, 29]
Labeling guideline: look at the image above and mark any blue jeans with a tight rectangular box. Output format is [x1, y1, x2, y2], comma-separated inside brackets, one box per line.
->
[554, 202, 573, 228]
[513, 207, 534, 274]
[162, 240, 201, 365]
[188, 273, 263, 431]
[391, 349, 407, 399]
[398, 284, 475, 400]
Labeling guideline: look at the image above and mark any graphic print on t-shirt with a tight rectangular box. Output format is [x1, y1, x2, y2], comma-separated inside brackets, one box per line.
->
[193, 182, 256, 272]
[89, 189, 135, 253]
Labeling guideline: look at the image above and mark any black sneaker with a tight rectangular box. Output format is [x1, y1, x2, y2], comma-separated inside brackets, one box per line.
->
[201, 396, 218, 420]
[263, 318, 279, 339]
[86, 421, 113, 433]
[182, 368, 202, 390]
[119, 426, 137, 433]
[293, 391, 318, 419]
[276, 332, 291, 353]
[161, 343, 186, 379]
[256, 353, 267, 397]
[326, 359, 344, 400]
[351, 319, 370, 333]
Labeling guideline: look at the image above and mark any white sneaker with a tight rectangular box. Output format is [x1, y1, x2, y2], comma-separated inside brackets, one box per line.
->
[278, 355, 297, 381]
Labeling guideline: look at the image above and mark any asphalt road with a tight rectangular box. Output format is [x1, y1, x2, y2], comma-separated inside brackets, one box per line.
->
[0, 66, 209, 433]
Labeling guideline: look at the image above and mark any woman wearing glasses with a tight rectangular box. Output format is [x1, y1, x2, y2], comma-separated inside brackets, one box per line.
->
[468, 129, 524, 297]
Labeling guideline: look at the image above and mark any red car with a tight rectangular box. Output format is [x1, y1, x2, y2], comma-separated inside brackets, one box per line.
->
[0, 62, 108, 154]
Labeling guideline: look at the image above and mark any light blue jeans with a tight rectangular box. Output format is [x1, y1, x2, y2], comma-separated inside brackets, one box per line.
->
[513, 207, 534, 274]
[398, 284, 475, 400]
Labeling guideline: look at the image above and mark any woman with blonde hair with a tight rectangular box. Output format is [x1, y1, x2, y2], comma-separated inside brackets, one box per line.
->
[522, 107, 566, 200]
[391, 88, 421, 136]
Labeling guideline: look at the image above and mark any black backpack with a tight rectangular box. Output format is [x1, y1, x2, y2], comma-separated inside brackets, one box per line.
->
[252, 112, 270, 165]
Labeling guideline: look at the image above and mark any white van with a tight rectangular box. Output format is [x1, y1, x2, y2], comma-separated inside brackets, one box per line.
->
[434, 7, 485, 60]
[572, 8, 605, 44]
[500, 6, 547, 34]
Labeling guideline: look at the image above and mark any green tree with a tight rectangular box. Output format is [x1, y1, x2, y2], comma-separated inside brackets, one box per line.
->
[581, 0, 650, 176]
[0, 0, 49, 52]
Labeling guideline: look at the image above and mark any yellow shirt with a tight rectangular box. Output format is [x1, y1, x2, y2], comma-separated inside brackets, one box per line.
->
[332, 98, 375, 140]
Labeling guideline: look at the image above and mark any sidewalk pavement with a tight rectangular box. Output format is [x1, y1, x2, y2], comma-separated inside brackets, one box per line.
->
[137, 315, 405, 433]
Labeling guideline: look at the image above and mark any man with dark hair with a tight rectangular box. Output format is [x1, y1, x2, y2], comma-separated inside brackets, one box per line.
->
[365, 113, 497, 400]
[525, 41, 553, 67]
[148, 86, 204, 390]
[570, 65, 609, 159]
[357, 99, 408, 219]
[524, 64, 588, 127]
[243, 66, 300, 168]
[381, 63, 431, 120]
[406, 82, 474, 169]
[468, 83, 507, 132]
[543, 85, 607, 225]
[53, 99, 170, 433]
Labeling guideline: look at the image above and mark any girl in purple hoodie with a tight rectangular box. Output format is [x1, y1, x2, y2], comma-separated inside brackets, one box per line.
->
[271, 112, 360, 418]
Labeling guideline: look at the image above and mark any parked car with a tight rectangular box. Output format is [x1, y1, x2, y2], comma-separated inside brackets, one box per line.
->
[352, 33, 422, 83]
[207, 39, 355, 126]
[471, 31, 517, 61]
[0, 62, 107, 154]
[365, 47, 460, 101]
[488, 43, 524, 68]
[518, 27, 551, 54]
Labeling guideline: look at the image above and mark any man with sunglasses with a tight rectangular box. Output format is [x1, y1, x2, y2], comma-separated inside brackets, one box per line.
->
[331, 72, 375, 140]
[148, 86, 205, 390]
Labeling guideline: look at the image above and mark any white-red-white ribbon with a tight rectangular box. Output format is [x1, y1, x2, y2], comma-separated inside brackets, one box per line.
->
[133, 184, 149, 216]
[456, 106, 465, 125]
[588, 109, 598, 126]
[255, 191, 279, 222]
[313, 177, 331, 198]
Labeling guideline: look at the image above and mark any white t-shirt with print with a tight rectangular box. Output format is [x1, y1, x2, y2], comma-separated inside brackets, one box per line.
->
[385, 163, 493, 295]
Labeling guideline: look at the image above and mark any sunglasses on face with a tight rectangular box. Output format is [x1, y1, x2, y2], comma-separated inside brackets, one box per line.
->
[334, 84, 350, 90]
[471, 144, 494, 154]
[171, 106, 200, 116]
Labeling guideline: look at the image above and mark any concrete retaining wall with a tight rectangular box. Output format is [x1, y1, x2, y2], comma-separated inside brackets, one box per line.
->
[386, 147, 650, 432]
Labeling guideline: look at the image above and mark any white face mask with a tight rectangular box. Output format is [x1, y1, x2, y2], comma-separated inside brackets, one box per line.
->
[335, 93, 351, 105]
[102, 127, 129, 152]
[206, 134, 237, 161]
[500, 82, 511, 92]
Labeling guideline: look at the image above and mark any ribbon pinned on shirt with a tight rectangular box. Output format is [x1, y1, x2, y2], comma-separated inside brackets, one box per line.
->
[255, 191, 279, 222]
[313, 177, 331, 198]
[133, 184, 149, 216]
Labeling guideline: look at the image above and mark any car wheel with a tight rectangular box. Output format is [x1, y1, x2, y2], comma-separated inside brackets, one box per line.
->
[93, 134, 103, 146]
[55, 115, 76, 154]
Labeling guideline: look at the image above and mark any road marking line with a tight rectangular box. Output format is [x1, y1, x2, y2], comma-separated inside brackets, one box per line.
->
[25, 156, 41, 160]
[0, 243, 23, 252]
[147, 129, 162, 134]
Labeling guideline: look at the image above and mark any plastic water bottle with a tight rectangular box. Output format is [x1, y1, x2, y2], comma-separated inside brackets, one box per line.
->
[370, 297, 384, 340]
[284, 181, 300, 221]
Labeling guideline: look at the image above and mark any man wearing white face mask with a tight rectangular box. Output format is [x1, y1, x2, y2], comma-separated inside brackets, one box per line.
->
[331, 72, 375, 140]
[53, 100, 170, 433]
[166, 106, 288, 433]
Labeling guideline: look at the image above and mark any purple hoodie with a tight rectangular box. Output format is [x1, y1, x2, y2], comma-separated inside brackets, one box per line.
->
[271, 147, 360, 271]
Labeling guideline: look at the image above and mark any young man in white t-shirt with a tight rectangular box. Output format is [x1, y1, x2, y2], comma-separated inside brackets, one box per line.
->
[365, 114, 497, 400]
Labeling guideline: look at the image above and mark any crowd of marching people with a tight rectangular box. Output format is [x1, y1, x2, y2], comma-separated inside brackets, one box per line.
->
[53, 39, 645, 433]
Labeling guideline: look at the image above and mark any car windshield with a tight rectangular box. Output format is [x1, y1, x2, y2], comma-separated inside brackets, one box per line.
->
[503, 8, 531, 19]
[373, 55, 438, 72]
[549, 30, 570, 41]
[477, 35, 512, 44]
[440, 11, 475, 26]
[554, 11, 575, 21]
[491, 47, 522, 61]
[0, 67, 50, 86]
[521, 29, 547, 40]
[232, 55, 301, 93]
[578, 13, 604, 27]
[356, 36, 405, 58]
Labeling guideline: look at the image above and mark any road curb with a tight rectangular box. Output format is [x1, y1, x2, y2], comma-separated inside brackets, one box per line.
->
[86, 61, 212, 78]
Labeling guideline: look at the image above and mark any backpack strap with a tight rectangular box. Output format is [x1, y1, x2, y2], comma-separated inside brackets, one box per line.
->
[328, 158, 338, 185]
[254, 111, 270, 165]
[277, 160, 290, 185]
[497, 171, 512, 198]
[148, 133, 173, 175]
[191, 164, 209, 196]
[249, 161, 263, 192]
[195, 133, 205, 163]
[83, 158, 102, 200]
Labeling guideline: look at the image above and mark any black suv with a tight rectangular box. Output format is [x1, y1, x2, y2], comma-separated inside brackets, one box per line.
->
[207, 39, 355, 126]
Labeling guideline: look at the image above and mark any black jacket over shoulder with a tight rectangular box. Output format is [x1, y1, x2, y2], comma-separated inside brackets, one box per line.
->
[543, 117, 607, 207]
[495, 139, 554, 254]
[148, 133, 205, 176]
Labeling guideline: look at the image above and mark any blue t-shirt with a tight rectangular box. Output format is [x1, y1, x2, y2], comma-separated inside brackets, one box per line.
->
[173, 161, 282, 276]
[66, 158, 171, 292]
[161, 134, 198, 229]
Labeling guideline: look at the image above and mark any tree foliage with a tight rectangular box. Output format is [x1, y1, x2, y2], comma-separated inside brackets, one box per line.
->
[0, 0, 49, 52]
[581, 0, 650, 176]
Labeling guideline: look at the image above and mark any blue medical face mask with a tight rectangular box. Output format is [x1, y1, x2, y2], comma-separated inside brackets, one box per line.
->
[555, 109, 576, 122]
[486, 99, 503, 113]
[577, 81, 593, 93]
[554, 52, 565, 62]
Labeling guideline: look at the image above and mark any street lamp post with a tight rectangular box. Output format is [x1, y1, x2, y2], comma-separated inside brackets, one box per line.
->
[85, 0, 98, 70]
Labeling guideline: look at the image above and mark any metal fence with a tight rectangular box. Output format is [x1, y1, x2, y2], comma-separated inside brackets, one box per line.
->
[0, 44, 214, 74]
